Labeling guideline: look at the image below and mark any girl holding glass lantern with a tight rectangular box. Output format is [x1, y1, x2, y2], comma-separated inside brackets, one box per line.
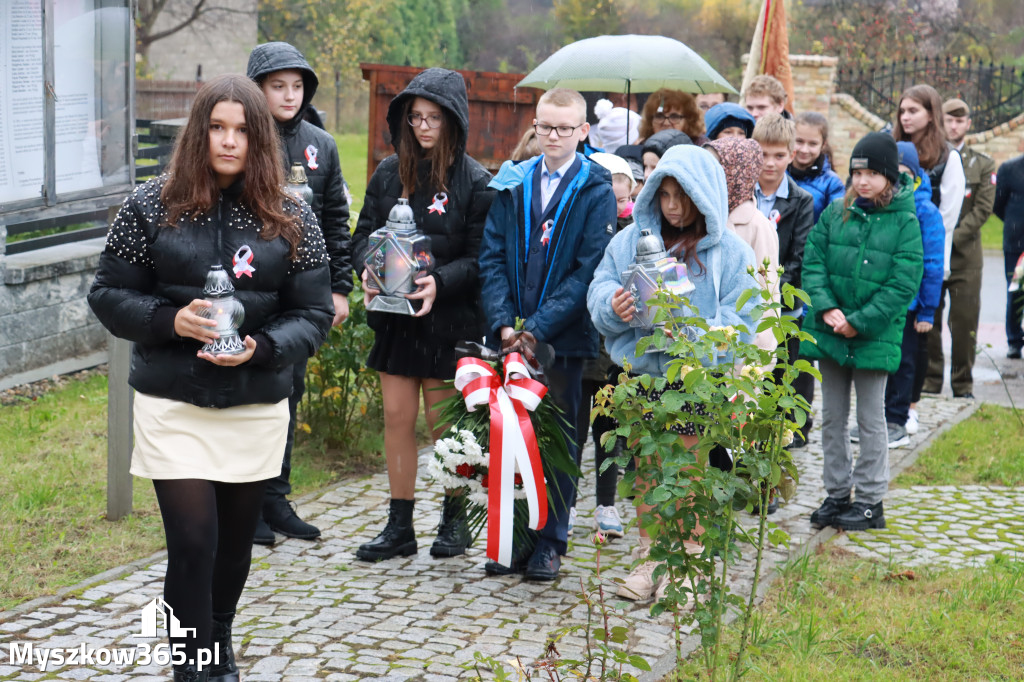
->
[88, 74, 333, 682]
[351, 68, 495, 562]
[587, 144, 757, 603]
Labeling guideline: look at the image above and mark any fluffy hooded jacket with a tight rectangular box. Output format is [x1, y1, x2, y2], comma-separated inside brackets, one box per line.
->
[588, 145, 758, 375]
[88, 177, 334, 408]
[704, 103, 755, 141]
[480, 153, 617, 357]
[896, 142, 944, 324]
[351, 68, 495, 345]
[789, 155, 846, 223]
[798, 177, 924, 372]
[247, 42, 353, 295]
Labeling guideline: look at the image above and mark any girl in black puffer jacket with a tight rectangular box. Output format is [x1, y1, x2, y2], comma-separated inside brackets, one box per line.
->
[350, 68, 495, 563]
[88, 75, 332, 682]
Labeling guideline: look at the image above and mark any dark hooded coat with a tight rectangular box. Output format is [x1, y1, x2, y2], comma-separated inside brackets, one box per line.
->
[247, 42, 353, 295]
[350, 68, 495, 377]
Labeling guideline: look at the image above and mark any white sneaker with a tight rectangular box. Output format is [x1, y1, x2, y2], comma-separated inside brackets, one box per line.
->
[617, 544, 666, 601]
[593, 505, 624, 538]
[906, 408, 919, 435]
[567, 507, 576, 536]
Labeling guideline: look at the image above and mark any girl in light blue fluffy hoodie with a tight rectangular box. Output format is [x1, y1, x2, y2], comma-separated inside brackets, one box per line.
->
[588, 144, 758, 377]
[586, 144, 757, 602]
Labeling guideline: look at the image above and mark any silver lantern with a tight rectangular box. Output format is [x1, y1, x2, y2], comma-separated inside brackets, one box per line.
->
[620, 228, 696, 352]
[621, 228, 672, 330]
[364, 198, 434, 315]
[197, 265, 246, 355]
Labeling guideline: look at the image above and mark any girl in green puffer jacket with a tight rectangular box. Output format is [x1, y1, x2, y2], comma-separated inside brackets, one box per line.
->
[799, 132, 923, 533]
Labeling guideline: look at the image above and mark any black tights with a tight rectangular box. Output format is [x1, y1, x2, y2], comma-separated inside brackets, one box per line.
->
[152, 478, 267, 666]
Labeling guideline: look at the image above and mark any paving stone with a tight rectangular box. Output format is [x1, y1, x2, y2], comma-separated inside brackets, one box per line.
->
[3, 394, 1011, 680]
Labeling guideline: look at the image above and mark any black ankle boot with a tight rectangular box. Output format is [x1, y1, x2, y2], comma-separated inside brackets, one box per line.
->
[834, 500, 885, 531]
[810, 494, 852, 529]
[430, 495, 472, 558]
[207, 611, 239, 682]
[355, 499, 417, 561]
[264, 497, 321, 540]
[173, 664, 209, 682]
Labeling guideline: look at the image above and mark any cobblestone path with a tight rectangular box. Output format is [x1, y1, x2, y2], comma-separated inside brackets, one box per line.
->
[837, 486, 1024, 568]
[0, 395, 1004, 681]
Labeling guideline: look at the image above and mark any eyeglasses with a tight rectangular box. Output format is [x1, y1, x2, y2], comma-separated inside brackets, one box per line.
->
[534, 122, 584, 138]
[653, 112, 685, 124]
[408, 113, 444, 129]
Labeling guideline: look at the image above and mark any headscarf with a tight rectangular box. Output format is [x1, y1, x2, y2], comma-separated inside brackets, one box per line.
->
[707, 137, 763, 214]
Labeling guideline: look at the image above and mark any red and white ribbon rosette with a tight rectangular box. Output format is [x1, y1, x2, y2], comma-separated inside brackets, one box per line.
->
[454, 353, 548, 566]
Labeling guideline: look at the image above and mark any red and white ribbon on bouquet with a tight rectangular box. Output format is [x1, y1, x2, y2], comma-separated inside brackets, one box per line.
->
[454, 352, 548, 566]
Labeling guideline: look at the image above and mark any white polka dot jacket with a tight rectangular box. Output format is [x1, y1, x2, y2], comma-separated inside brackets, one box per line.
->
[87, 175, 334, 408]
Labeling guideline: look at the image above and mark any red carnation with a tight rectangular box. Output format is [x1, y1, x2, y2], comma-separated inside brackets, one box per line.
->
[455, 463, 476, 478]
[514, 473, 523, 486]
[481, 474, 490, 489]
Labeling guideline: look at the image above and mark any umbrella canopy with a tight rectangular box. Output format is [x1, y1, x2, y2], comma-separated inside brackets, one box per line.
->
[517, 34, 736, 94]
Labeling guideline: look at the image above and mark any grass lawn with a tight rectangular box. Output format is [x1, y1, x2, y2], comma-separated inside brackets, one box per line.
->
[981, 214, 1002, 251]
[0, 372, 361, 610]
[672, 545, 1024, 681]
[671, 404, 1024, 679]
[334, 132, 368, 217]
[894, 404, 1024, 487]
[0, 374, 163, 610]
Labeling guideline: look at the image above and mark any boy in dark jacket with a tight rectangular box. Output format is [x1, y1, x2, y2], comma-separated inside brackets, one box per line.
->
[479, 88, 616, 580]
[247, 42, 354, 544]
[752, 113, 817, 449]
[995, 153, 1024, 358]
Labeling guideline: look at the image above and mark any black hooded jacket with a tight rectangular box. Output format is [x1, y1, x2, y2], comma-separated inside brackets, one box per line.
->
[247, 42, 353, 295]
[351, 68, 495, 344]
[88, 177, 334, 408]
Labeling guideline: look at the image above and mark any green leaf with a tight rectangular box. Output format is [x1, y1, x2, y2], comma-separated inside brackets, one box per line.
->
[628, 654, 652, 671]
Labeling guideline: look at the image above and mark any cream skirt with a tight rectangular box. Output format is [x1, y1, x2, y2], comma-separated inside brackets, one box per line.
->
[131, 392, 288, 483]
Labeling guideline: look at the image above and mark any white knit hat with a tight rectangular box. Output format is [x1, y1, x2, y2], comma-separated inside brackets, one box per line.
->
[589, 151, 636, 191]
[589, 99, 640, 152]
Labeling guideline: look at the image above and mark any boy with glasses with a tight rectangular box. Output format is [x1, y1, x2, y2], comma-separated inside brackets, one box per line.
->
[478, 88, 617, 580]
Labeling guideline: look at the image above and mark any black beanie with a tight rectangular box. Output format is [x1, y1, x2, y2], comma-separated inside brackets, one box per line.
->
[642, 129, 692, 160]
[849, 132, 900, 185]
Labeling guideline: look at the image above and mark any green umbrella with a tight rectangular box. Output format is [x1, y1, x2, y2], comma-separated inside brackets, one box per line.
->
[517, 34, 736, 95]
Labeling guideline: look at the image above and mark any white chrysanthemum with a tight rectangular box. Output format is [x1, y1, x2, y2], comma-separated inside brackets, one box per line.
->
[434, 439, 451, 458]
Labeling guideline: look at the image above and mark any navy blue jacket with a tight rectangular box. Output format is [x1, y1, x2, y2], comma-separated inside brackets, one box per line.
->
[479, 153, 617, 357]
[995, 154, 1024, 253]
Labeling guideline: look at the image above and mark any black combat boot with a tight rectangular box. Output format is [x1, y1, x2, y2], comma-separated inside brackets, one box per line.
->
[355, 499, 417, 561]
[430, 495, 472, 558]
[207, 611, 239, 682]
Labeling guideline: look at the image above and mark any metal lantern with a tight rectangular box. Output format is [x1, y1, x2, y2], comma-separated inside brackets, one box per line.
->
[286, 162, 314, 206]
[197, 265, 246, 355]
[620, 228, 696, 342]
[364, 198, 434, 315]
